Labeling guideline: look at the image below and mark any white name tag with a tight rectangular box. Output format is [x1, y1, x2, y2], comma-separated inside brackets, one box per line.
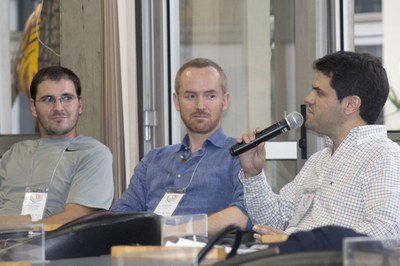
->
[154, 191, 184, 216]
[21, 192, 48, 222]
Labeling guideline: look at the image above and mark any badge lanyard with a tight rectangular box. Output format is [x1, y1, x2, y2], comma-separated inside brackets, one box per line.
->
[21, 140, 70, 221]
[154, 151, 207, 216]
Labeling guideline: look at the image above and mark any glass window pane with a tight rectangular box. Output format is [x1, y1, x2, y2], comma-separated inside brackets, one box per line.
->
[355, 0, 381, 13]
[354, 0, 400, 129]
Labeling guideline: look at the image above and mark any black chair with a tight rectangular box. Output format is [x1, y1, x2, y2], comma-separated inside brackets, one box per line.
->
[44, 211, 162, 260]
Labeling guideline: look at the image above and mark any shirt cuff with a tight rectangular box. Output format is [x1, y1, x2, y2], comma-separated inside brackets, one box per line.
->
[245, 218, 254, 231]
[239, 169, 269, 198]
[238, 168, 265, 184]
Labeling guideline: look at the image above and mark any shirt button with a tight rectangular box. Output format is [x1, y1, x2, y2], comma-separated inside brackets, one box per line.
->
[177, 174, 181, 178]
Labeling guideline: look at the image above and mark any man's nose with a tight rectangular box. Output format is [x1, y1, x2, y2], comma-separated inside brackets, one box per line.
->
[53, 98, 65, 109]
[196, 97, 205, 109]
[304, 92, 313, 105]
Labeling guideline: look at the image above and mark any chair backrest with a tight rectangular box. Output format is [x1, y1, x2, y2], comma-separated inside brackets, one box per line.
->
[388, 130, 400, 146]
[44, 211, 162, 260]
[0, 134, 39, 158]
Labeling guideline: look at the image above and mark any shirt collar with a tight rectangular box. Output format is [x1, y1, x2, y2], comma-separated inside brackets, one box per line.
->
[325, 125, 387, 147]
[176, 128, 227, 153]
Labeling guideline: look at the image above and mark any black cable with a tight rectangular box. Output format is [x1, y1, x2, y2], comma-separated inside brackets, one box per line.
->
[192, 224, 242, 265]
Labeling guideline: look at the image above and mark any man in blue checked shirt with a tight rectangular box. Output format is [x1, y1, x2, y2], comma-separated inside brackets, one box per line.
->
[112, 58, 251, 236]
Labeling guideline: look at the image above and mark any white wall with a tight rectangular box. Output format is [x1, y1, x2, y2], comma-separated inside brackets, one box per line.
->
[383, 0, 400, 129]
[0, 0, 12, 133]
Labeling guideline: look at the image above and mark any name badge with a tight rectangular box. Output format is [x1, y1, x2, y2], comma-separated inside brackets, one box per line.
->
[154, 190, 185, 216]
[21, 190, 48, 222]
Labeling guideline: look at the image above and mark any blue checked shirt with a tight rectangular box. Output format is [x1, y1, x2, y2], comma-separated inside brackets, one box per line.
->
[112, 128, 251, 229]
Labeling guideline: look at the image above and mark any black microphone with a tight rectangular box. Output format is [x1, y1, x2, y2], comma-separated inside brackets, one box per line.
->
[230, 112, 304, 156]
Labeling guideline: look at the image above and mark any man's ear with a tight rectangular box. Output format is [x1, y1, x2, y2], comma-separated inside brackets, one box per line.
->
[29, 98, 38, 118]
[173, 93, 180, 112]
[344, 95, 361, 115]
[222, 92, 231, 111]
[78, 97, 84, 115]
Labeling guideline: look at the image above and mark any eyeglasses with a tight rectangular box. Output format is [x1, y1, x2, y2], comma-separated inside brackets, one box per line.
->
[36, 94, 78, 106]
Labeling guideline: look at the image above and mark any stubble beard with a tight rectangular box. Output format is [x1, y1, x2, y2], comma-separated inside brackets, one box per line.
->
[182, 113, 221, 135]
[37, 113, 79, 137]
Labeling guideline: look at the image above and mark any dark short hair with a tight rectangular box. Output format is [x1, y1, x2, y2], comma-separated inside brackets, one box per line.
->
[30, 66, 81, 100]
[313, 51, 389, 124]
[174, 58, 227, 94]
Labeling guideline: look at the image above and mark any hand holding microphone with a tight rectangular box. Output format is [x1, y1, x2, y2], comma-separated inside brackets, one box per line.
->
[230, 112, 304, 156]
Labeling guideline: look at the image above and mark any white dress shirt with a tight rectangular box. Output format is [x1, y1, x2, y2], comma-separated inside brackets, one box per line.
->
[240, 125, 400, 237]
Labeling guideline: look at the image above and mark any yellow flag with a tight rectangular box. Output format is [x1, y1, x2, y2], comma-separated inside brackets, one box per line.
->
[13, 3, 42, 98]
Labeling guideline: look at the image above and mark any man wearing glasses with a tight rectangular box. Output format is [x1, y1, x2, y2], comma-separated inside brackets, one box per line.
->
[0, 66, 114, 224]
